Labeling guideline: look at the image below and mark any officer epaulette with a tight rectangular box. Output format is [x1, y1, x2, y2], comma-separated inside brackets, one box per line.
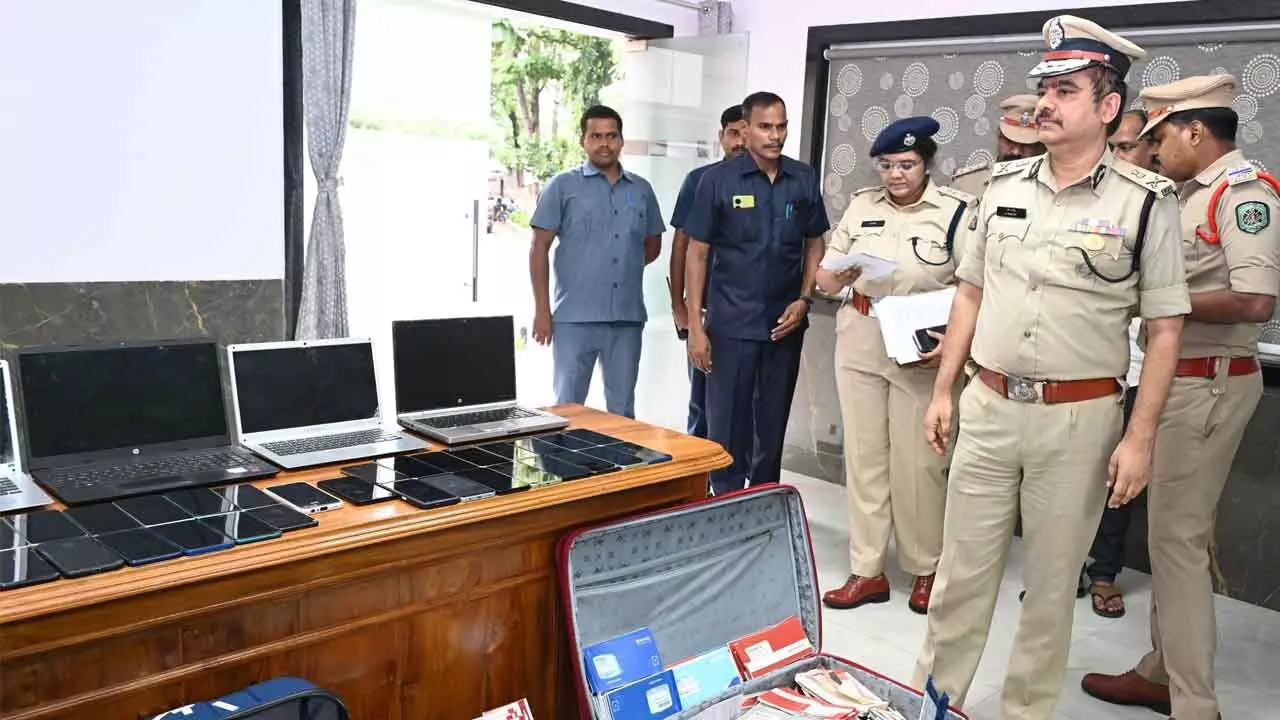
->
[951, 161, 989, 179]
[936, 185, 977, 206]
[1226, 165, 1260, 187]
[851, 186, 882, 197]
[990, 155, 1041, 178]
[1114, 158, 1176, 199]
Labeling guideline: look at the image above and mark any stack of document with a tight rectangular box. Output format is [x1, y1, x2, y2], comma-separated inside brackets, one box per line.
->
[871, 288, 956, 365]
[820, 252, 898, 280]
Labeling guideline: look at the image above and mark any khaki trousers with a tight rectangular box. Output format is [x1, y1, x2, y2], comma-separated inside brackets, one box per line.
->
[913, 379, 1121, 720]
[1136, 370, 1261, 720]
[834, 308, 950, 577]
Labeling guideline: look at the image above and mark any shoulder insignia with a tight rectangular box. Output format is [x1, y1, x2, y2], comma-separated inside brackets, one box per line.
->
[937, 185, 977, 205]
[851, 186, 882, 197]
[952, 161, 990, 179]
[1114, 159, 1176, 199]
[991, 155, 1039, 179]
[1227, 165, 1259, 187]
[1236, 201, 1271, 234]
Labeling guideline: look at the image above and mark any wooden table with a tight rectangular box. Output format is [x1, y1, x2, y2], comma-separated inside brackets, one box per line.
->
[0, 407, 730, 720]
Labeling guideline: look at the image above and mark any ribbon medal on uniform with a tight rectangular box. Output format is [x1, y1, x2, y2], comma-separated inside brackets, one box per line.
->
[1069, 218, 1123, 253]
[1236, 201, 1270, 234]
[732, 194, 755, 209]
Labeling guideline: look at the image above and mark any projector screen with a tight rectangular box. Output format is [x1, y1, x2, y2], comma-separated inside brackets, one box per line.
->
[0, 0, 284, 283]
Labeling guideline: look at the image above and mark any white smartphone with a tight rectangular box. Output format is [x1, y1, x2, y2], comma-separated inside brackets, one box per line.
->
[263, 481, 344, 514]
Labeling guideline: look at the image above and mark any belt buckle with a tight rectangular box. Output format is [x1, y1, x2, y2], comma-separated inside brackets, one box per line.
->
[1006, 374, 1042, 403]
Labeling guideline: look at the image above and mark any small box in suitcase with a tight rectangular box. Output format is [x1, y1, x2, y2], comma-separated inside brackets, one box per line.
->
[557, 485, 966, 719]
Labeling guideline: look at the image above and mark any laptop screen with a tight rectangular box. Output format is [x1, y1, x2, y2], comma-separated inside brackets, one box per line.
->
[1, 364, 15, 468]
[18, 342, 228, 462]
[233, 341, 379, 434]
[393, 316, 516, 413]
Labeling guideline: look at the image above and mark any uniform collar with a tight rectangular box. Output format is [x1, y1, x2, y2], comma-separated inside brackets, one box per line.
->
[1190, 148, 1247, 188]
[1029, 147, 1115, 197]
[875, 178, 945, 208]
[582, 160, 635, 183]
[731, 151, 794, 178]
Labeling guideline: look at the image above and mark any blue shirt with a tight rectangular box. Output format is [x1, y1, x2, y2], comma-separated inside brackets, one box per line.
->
[532, 162, 666, 323]
[671, 162, 718, 229]
[683, 153, 830, 341]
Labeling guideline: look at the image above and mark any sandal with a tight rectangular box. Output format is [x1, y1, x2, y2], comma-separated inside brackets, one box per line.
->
[1090, 581, 1126, 619]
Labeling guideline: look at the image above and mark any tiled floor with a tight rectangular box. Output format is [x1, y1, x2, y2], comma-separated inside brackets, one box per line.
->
[787, 471, 1280, 720]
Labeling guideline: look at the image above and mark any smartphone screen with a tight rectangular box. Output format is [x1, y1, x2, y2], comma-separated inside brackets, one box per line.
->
[0, 522, 25, 549]
[65, 503, 143, 535]
[444, 447, 505, 468]
[211, 484, 278, 510]
[381, 478, 461, 510]
[116, 496, 193, 526]
[581, 444, 671, 468]
[423, 474, 496, 501]
[319, 477, 397, 505]
[0, 546, 61, 589]
[547, 450, 617, 475]
[164, 488, 238, 517]
[96, 528, 182, 566]
[519, 453, 594, 481]
[409, 452, 477, 475]
[8, 510, 86, 544]
[200, 511, 282, 544]
[265, 482, 342, 513]
[150, 520, 233, 556]
[374, 455, 440, 479]
[535, 432, 596, 451]
[35, 536, 124, 577]
[246, 503, 319, 532]
[343, 462, 406, 486]
[507, 461, 565, 487]
[914, 325, 946, 354]
[451, 467, 529, 496]
[562, 429, 621, 447]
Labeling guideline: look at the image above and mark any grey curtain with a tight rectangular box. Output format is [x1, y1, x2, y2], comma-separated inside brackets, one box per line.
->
[295, 0, 357, 340]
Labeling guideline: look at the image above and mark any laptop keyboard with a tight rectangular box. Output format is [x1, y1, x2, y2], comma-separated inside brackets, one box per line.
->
[416, 407, 537, 430]
[45, 450, 264, 491]
[0, 477, 18, 496]
[262, 429, 402, 456]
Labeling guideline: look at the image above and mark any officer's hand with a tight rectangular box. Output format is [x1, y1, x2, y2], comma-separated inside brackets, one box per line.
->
[834, 267, 863, 287]
[772, 300, 808, 341]
[923, 392, 953, 456]
[688, 328, 712, 373]
[672, 299, 690, 331]
[532, 310, 553, 346]
[915, 330, 945, 367]
[1107, 436, 1151, 508]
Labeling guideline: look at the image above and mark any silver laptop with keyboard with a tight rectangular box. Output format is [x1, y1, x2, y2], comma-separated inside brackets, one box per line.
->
[0, 359, 53, 513]
[226, 338, 426, 469]
[393, 316, 567, 445]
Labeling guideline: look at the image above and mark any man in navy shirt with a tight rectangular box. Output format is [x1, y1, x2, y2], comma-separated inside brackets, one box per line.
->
[529, 106, 665, 419]
[669, 104, 748, 438]
[683, 92, 831, 495]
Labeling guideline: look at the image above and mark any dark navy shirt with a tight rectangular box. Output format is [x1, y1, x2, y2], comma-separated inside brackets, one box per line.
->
[682, 153, 830, 341]
[671, 162, 718, 229]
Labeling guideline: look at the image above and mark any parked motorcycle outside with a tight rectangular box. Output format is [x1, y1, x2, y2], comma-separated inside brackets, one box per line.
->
[487, 195, 518, 233]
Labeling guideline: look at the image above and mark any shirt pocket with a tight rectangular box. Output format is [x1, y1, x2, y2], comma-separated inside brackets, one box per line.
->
[1060, 229, 1133, 284]
[907, 221, 954, 269]
[984, 216, 1031, 270]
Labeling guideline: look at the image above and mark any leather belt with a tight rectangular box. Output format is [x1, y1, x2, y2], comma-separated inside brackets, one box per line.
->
[1175, 356, 1258, 378]
[977, 367, 1120, 405]
[849, 290, 873, 316]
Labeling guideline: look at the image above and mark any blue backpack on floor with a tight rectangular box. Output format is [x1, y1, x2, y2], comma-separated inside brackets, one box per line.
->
[148, 677, 349, 720]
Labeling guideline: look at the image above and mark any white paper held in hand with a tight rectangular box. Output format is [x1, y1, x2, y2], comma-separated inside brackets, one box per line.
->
[821, 251, 898, 280]
[872, 287, 957, 365]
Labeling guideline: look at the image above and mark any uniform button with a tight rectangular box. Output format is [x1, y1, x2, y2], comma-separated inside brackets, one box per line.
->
[614, 210, 618, 215]
[613, 258, 618, 264]
[1023, 330, 1032, 338]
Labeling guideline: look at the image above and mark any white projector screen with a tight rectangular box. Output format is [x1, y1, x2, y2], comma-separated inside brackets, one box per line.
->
[0, 0, 284, 282]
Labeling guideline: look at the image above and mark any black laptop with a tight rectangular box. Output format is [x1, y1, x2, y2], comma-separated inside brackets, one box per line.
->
[15, 339, 278, 505]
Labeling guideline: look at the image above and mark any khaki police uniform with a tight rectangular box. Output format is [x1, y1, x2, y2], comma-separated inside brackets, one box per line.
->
[950, 95, 1040, 199]
[1129, 76, 1280, 720]
[825, 180, 974, 579]
[950, 164, 991, 199]
[913, 17, 1191, 720]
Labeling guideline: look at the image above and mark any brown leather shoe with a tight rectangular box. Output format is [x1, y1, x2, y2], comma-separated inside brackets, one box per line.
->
[908, 574, 935, 614]
[822, 574, 890, 609]
[1080, 670, 1171, 715]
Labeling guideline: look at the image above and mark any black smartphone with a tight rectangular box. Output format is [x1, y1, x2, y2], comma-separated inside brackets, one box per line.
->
[164, 487, 237, 517]
[96, 528, 182, 566]
[423, 473, 497, 502]
[409, 452, 477, 475]
[246, 503, 318, 532]
[373, 455, 439, 480]
[149, 520, 233, 555]
[535, 432, 596, 451]
[507, 460, 565, 487]
[581, 444, 672, 468]
[116, 496, 193, 526]
[914, 324, 947, 354]
[65, 503, 143, 535]
[444, 447, 505, 468]
[318, 476, 397, 506]
[453, 466, 529, 496]
[0, 546, 61, 589]
[200, 511, 282, 544]
[0, 522, 25, 549]
[518, 453, 594, 481]
[381, 478, 462, 510]
[264, 482, 343, 514]
[212, 483, 278, 510]
[7, 510, 86, 544]
[478, 441, 535, 462]
[547, 450, 618, 475]
[563, 429, 621, 447]
[35, 536, 124, 577]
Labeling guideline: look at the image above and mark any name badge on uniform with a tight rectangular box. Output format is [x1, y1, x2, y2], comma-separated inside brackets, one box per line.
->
[860, 220, 886, 227]
[732, 195, 755, 209]
[995, 206, 1027, 219]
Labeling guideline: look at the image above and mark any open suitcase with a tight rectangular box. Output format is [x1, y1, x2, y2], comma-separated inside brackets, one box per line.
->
[557, 484, 966, 720]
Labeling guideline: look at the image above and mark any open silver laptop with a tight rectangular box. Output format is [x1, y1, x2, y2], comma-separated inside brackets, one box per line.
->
[0, 359, 54, 513]
[226, 338, 426, 469]
[393, 316, 567, 445]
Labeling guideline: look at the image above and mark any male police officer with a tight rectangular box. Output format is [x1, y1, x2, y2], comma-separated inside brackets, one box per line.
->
[669, 105, 748, 437]
[683, 92, 830, 495]
[530, 105, 665, 419]
[950, 94, 1045, 198]
[913, 16, 1190, 720]
[1083, 74, 1280, 720]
